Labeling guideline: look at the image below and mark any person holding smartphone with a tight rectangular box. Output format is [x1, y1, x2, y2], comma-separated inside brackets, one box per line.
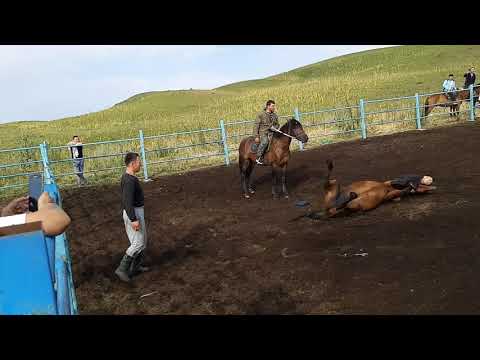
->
[67, 135, 87, 186]
[0, 192, 71, 236]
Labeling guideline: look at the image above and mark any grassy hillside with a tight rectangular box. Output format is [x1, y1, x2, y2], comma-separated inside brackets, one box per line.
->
[2, 45, 479, 149]
[1, 45, 479, 197]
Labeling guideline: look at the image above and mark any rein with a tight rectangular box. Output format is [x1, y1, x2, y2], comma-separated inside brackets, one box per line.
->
[270, 125, 297, 140]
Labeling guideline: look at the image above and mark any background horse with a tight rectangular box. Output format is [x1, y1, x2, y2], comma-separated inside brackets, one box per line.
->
[238, 118, 308, 199]
[424, 87, 480, 118]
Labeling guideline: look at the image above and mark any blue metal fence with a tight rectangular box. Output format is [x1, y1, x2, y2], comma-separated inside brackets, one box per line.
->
[1, 85, 478, 194]
[44, 181, 78, 315]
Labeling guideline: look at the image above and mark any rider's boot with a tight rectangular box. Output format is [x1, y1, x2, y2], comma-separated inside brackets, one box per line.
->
[255, 137, 268, 165]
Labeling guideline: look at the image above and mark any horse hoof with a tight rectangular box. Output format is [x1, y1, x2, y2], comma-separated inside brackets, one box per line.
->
[249, 188, 255, 194]
[284, 194, 289, 199]
[244, 194, 250, 199]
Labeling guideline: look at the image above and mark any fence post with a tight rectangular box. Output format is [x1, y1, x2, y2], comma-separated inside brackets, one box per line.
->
[415, 93, 422, 129]
[40, 141, 52, 184]
[294, 107, 304, 150]
[219, 119, 230, 166]
[359, 99, 367, 139]
[469, 84, 475, 122]
[138, 130, 150, 182]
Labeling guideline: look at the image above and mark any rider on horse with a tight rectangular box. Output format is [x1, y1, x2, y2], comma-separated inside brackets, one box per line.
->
[254, 100, 280, 165]
[464, 67, 476, 89]
[443, 74, 457, 102]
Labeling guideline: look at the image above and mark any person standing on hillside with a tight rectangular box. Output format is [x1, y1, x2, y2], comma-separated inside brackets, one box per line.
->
[463, 67, 476, 89]
[115, 152, 150, 282]
[442, 74, 457, 102]
[253, 100, 280, 165]
[67, 136, 87, 186]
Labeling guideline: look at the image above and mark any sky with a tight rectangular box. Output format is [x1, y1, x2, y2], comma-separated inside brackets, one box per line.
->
[0, 45, 394, 124]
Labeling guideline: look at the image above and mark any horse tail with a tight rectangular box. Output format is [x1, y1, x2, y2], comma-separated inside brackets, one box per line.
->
[238, 137, 250, 171]
[424, 97, 430, 118]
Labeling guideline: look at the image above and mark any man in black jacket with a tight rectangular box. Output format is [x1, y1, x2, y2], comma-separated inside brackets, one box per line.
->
[464, 67, 476, 89]
[115, 152, 149, 282]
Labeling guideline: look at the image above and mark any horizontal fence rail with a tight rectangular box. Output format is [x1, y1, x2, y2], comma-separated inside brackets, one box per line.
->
[1, 85, 478, 197]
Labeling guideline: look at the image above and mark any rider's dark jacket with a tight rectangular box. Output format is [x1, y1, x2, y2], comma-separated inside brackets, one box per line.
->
[253, 110, 279, 137]
[390, 175, 423, 191]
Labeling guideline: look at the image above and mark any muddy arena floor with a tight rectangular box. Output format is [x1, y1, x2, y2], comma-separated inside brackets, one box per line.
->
[62, 122, 480, 314]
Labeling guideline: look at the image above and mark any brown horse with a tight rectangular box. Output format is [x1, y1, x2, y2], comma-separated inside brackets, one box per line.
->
[323, 160, 436, 217]
[424, 87, 480, 118]
[238, 118, 308, 199]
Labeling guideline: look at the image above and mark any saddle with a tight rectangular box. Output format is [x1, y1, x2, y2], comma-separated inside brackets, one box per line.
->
[445, 90, 457, 102]
[249, 135, 273, 154]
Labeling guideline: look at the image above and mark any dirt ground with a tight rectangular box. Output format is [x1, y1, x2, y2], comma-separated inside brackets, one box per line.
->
[62, 122, 480, 314]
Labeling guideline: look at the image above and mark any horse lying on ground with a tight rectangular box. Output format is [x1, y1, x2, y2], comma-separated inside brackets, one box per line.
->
[291, 160, 436, 221]
[323, 160, 436, 217]
[238, 118, 308, 199]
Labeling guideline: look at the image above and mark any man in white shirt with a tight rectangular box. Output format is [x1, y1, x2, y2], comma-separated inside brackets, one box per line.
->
[0, 192, 71, 236]
[442, 74, 457, 102]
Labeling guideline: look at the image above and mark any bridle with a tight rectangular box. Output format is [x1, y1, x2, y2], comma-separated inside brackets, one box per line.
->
[270, 119, 299, 140]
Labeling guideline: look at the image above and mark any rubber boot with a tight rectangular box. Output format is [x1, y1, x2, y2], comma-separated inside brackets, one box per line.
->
[130, 252, 150, 277]
[255, 150, 265, 165]
[115, 254, 134, 282]
[255, 136, 268, 165]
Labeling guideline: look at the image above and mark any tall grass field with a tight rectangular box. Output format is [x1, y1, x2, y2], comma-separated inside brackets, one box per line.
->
[1, 45, 479, 198]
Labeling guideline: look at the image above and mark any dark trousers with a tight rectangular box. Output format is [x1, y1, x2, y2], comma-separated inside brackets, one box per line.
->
[256, 133, 271, 158]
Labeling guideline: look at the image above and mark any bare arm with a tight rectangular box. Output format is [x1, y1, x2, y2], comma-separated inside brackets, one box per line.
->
[1, 196, 29, 217]
[25, 204, 71, 236]
[26, 192, 71, 236]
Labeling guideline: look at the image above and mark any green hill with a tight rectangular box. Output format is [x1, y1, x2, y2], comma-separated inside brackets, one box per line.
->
[1, 45, 479, 149]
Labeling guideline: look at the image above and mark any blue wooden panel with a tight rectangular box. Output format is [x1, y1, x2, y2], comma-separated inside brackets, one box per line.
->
[0, 230, 57, 315]
[44, 236, 56, 285]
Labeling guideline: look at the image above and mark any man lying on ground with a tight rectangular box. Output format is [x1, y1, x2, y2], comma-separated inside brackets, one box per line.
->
[323, 160, 436, 217]
[0, 192, 71, 236]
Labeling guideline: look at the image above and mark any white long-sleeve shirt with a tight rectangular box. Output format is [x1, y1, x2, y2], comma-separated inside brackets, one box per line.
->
[443, 79, 456, 92]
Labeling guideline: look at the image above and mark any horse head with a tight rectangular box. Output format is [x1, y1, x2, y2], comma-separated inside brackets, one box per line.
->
[280, 118, 309, 143]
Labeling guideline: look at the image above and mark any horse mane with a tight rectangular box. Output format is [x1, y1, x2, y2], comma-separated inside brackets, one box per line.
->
[274, 118, 297, 138]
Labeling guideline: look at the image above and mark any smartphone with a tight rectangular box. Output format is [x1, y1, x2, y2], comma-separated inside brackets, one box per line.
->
[28, 173, 43, 212]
